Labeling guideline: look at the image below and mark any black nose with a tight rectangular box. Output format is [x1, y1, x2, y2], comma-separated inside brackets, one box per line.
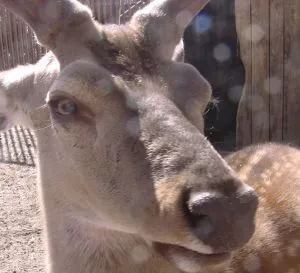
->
[185, 183, 258, 252]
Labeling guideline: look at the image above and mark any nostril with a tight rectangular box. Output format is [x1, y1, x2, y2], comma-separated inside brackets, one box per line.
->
[184, 186, 258, 251]
[192, 215, 216, 237]
[185, 192, 220, 239]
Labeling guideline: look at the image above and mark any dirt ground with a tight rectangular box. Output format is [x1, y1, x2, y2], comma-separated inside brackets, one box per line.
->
[0, 162, 44, 273]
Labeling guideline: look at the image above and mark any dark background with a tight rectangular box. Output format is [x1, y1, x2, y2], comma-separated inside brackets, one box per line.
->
[184, 0, 245, 152]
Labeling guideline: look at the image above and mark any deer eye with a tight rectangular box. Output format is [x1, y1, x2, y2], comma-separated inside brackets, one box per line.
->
[49, 97, 78, 117]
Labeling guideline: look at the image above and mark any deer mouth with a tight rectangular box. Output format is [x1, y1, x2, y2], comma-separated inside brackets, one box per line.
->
[154, 242, 231, 272]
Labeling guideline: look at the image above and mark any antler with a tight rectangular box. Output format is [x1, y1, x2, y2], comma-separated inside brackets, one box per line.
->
[131, 0, 209, 60]
[0, 0, 96, 66]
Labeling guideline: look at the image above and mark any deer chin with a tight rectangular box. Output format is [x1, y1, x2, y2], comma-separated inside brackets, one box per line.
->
[154, 242, 231, 273]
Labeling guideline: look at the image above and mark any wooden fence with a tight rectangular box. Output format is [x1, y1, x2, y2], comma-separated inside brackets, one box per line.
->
[236, 0, 300, 147]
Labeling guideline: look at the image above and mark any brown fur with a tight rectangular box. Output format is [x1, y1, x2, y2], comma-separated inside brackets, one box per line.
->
[224, 143, 300, 273]
[0, 1, 286, 273]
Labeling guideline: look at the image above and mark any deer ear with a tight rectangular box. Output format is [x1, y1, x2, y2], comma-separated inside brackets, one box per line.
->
[0, 0, 95, 65]
[131, 0, 209, 60]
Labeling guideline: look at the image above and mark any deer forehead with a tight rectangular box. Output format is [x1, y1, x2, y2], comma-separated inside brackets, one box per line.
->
[85, 24, 163, 79]
[47, 61, 115, 100]
[46, 58, 164, 112]
[47, 24, 202, 114]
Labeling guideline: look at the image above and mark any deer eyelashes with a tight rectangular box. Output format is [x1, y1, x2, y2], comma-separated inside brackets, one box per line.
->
[49, 97, 77, 116]
[48, 95, 78, 123]
[52, 98, 77, 117]
[47, 92, 96, 125]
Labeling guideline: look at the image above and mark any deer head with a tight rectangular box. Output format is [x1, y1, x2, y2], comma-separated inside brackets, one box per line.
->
[0, 1, 258, 272]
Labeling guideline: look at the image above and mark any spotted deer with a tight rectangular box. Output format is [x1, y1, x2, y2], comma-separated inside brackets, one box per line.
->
[0, 0, 294, 273]
[224, 143, 300, 273]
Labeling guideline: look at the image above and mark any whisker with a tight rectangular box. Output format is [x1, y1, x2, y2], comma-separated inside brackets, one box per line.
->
[29, 104, 53, 132]
[31, 121, 52, 132]
[34, 104, 48, 111]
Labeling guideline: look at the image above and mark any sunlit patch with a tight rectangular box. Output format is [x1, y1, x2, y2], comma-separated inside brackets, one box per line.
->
[213, 43, 231, 63]
[261, 173, 271, 186]
[193, 13, 213, 34]
[1, 65, 35, 89]
[242, 254, 261, 272]
[130, 245, 150, 264]
[228, 85, 243, 103]
[239, 147, 267, 182]
[272, 162, 281, 172]
[242, 24, 265, 43]
[176, 11, 194, 28]
[125, 117, 140, 137]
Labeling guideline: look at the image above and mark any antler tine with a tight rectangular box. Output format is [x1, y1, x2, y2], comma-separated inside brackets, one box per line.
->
[131, 0, 209, 60]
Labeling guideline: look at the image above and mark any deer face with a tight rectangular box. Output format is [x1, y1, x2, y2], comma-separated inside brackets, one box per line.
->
[0, 1, 258, 272]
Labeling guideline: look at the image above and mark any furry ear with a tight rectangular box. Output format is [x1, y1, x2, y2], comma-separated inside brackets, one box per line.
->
[131, 0, 209, 60]
[0, 0, 96, 66]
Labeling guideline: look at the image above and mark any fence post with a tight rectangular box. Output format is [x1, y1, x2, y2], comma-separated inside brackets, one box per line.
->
[236, 0, 300, 147]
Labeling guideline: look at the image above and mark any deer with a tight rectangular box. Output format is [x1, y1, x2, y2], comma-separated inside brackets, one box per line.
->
[0, 0, 297, 272]
[3, 67, 300, 273]
[224, 143, 300, 273]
